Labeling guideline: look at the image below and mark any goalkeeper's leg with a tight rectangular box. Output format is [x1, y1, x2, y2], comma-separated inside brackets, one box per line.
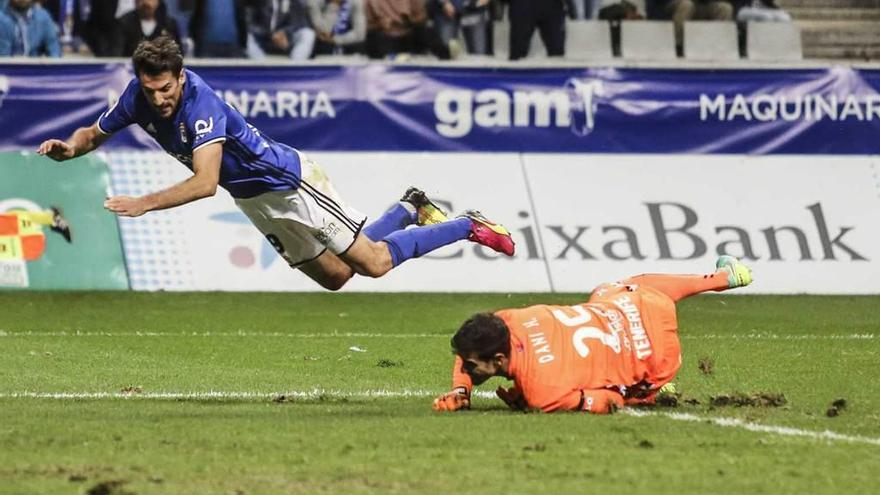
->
[624, 256, 753, 302]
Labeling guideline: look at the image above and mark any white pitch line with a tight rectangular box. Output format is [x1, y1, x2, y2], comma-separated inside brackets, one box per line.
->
[0, 389, 496, 400]
[1, 389, 878, 447]
[624, 409, 880, 447]
[0, 331, 449, 338]
[681, 334, 876, 341]
[0, 331, 874, 340]
[0, 389, 436, 400]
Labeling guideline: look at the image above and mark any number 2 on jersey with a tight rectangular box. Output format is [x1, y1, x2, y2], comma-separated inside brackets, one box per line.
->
[551, 305, 621, 357]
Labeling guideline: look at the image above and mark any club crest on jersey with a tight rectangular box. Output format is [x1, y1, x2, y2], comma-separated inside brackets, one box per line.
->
[194, 117, 214, 137]
[179, 122, 188, 143]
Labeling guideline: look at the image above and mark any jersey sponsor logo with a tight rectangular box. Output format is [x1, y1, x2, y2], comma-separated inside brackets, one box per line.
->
[699, 93, 880, 123]
[179, 122, 188, 144]
[194, 117, 214, 136]
[433, 78, 604, 139]
[315, 221, 341, 244]
[0, 75, 9, 109]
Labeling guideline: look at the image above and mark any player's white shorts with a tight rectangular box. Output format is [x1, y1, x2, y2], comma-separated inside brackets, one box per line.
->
[234, 153, 367, 267]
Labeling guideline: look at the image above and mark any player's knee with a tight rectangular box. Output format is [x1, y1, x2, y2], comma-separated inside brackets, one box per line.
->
[351, 260, 389, 279]
[343, 243, 393, 278]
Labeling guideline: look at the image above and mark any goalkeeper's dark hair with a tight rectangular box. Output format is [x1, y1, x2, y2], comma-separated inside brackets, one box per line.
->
[451, 313, 511, 360]
[133, 36, 183, 78]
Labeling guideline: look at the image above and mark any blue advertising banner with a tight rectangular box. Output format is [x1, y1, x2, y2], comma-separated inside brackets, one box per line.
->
[1, 63, 879, 154]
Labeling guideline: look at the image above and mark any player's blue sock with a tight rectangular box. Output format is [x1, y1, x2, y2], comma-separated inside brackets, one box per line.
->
[363, 203, 416, 242]
[383, 218, 472, 267]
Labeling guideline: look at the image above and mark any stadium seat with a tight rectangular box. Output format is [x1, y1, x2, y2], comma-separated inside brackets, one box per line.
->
[747, 22, 803, 61]
[620, 21, 676, 60]
[684, 21, 740, 61]
[565, 21, 613, 61]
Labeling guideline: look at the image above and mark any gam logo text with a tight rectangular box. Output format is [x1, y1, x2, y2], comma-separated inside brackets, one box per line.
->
[433, 79, 603, 138]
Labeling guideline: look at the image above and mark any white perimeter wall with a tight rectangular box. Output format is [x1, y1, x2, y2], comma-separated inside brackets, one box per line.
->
[105, 152, 880, 294]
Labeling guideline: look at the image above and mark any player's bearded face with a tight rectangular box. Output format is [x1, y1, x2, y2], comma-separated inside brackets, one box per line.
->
[460, 354, 503, 385]
[139, 71, 185, 119]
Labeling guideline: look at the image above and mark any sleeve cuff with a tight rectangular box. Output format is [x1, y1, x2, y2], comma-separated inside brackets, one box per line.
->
[95, 119, 110, 135]
[192, 136, 226, 152]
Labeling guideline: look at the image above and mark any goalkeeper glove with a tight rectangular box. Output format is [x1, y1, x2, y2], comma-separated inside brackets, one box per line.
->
[495, 385, 527, 411]
[432, 387, 470, 412]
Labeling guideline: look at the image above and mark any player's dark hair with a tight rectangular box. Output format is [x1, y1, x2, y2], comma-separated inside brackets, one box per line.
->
[132, 36, 183, 78]
[451, 313, 511, 360]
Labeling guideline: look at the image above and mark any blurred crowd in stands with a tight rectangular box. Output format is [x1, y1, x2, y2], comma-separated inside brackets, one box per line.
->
[0, 0, 791, 60]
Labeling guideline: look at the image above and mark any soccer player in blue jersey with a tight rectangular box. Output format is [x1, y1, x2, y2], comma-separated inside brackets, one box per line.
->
[37, 36, 514, 290]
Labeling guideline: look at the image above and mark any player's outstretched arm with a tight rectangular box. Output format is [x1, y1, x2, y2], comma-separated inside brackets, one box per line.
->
[104, 142, 222, 217]
[37, 124, 109, 162]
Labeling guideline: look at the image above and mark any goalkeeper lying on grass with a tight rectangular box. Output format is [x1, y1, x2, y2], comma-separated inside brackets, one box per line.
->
[433, 256, 753, 413]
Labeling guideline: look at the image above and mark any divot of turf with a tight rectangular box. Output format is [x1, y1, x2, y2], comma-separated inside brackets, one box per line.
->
[698, 357, 715, 375]
[86, 479, 131, 495]
[656, 394, 679, 407]
[376, 359, 403, 368]
[827, 398, 848, 417]
[709, 392, 787, 408]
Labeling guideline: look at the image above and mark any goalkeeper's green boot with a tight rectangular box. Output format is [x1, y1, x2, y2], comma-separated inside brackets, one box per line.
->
[716, 255, 753, 289]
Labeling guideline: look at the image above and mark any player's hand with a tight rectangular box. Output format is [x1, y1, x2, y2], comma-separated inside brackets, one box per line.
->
[37, 139, 75, 161]
[496, 386, 527, 411]
[104, 196, 148, 217]
[432, 388, 470, 412]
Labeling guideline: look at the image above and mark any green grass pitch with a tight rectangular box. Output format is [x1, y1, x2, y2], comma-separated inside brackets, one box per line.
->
[0, 292, 878, 494]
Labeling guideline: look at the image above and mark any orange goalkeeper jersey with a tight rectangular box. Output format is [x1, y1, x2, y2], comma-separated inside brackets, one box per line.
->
[452, 283, 683, 413]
